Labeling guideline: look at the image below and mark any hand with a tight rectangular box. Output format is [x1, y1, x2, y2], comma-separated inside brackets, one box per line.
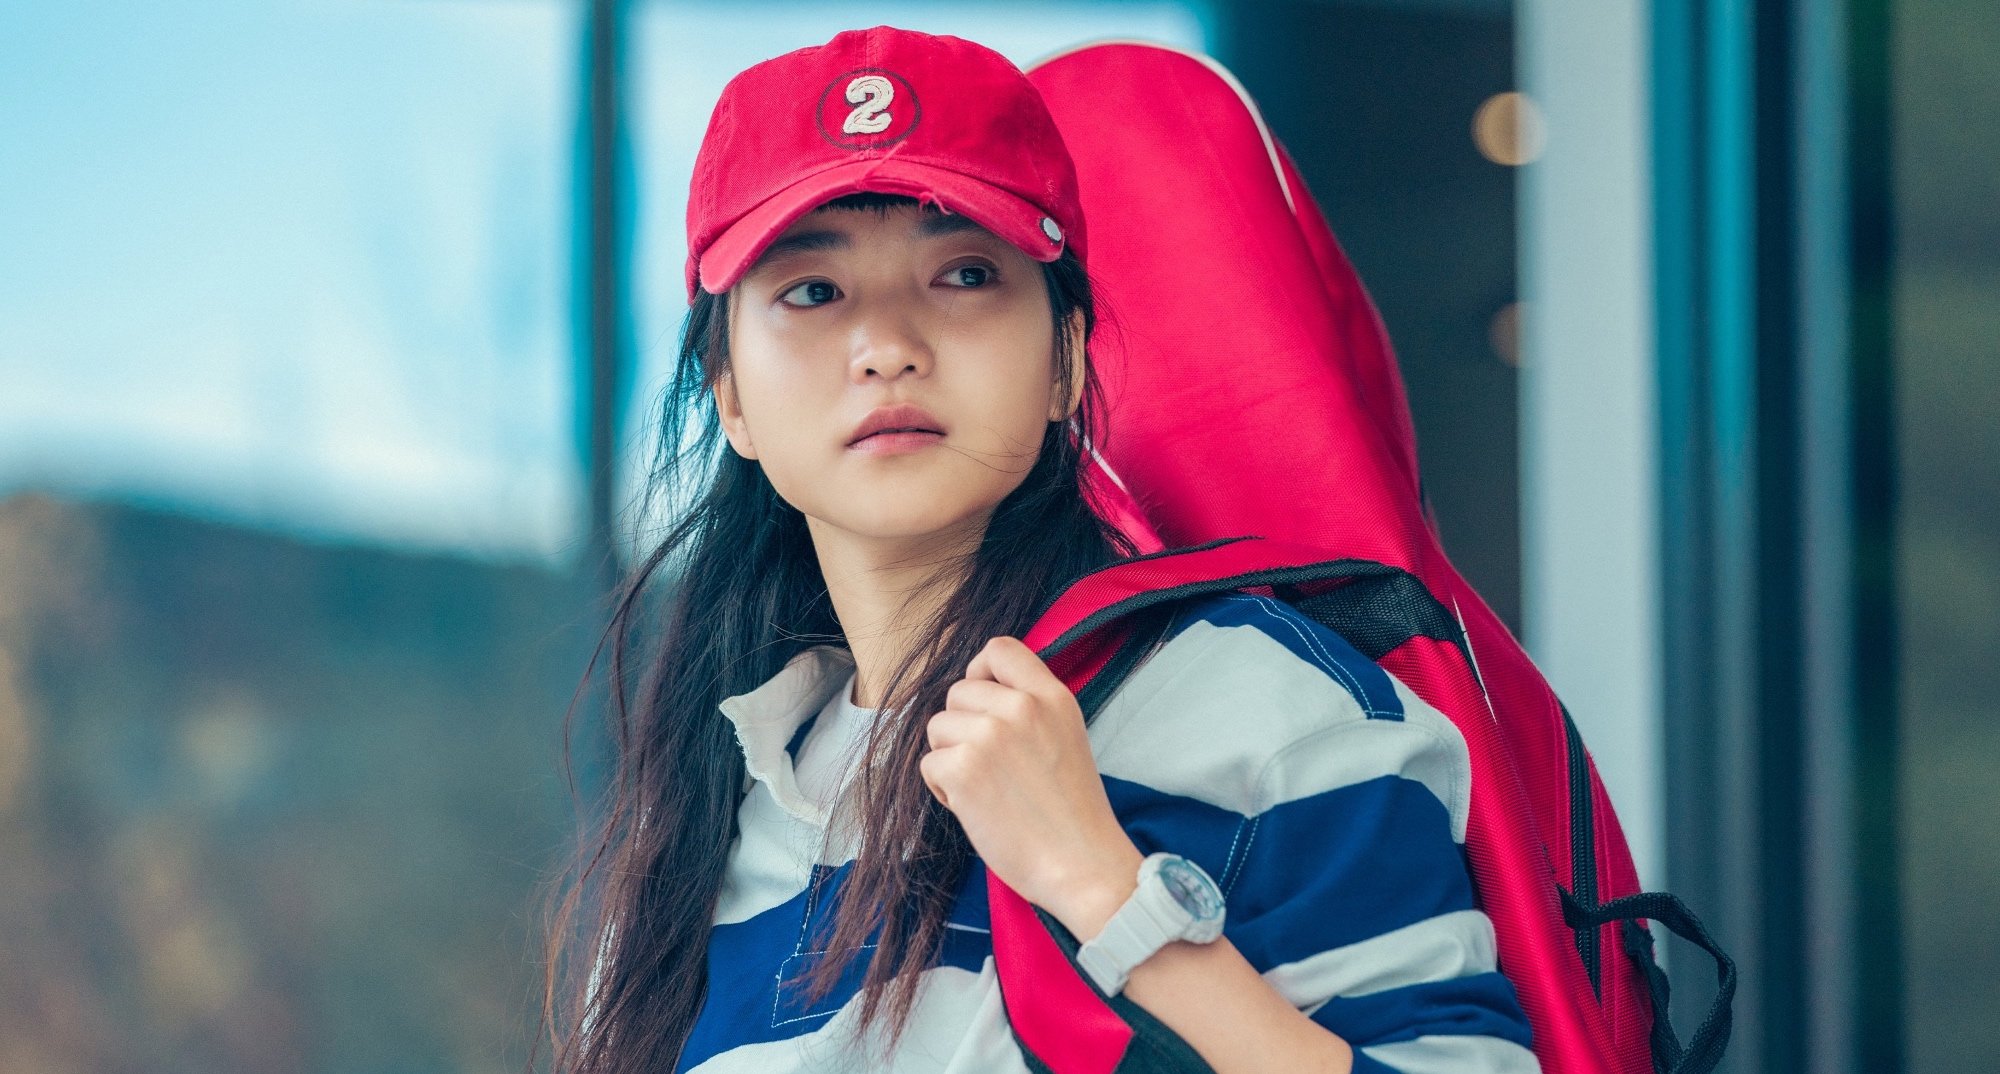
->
[920, 636, 1145, 939]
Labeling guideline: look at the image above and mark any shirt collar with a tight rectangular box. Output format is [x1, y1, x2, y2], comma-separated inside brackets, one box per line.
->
[716, 644, 856, 826]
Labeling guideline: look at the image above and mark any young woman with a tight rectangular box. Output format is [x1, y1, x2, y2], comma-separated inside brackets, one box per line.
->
[545, 26, 1539, 1074]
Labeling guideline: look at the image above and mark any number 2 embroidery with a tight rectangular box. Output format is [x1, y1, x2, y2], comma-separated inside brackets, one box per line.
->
[842, 74, 894, 135]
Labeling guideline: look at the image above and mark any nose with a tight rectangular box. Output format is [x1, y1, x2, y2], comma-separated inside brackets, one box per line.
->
[846, 306, 935, 384]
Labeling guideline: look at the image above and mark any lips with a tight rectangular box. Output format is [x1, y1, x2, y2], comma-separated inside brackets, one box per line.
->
[848, 403, 947, 446]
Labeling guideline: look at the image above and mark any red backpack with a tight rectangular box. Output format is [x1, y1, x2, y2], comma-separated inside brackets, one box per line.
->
[982, 42, 1735, 1074]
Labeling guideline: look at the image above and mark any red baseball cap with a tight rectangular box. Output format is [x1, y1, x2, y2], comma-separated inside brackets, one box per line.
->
[685, 25, 1086, 299]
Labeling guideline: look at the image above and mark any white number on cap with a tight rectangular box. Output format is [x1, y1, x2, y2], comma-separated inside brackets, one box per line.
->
[842, 75, 895, 135]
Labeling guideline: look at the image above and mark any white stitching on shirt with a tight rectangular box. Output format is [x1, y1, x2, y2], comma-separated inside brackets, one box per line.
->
[1211, 593, 1401, 719]
[772, 943, 879, 1028]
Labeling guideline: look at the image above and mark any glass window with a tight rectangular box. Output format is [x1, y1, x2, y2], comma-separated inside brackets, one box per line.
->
[0, 0, 578, 560]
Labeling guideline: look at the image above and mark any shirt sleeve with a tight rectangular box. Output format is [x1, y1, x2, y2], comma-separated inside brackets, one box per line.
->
[1221, 681, 1541, 1074]
[1087, 594, 1540, 1074]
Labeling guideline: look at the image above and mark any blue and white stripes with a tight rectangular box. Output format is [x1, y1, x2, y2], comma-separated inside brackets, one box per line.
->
[677, 593, 1539, 1073]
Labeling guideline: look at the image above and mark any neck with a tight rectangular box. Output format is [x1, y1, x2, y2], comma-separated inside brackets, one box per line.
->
[805, 513, 989, 709]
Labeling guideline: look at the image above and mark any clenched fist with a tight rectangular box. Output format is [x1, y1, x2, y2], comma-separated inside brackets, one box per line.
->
[919, 636, 1145, 941]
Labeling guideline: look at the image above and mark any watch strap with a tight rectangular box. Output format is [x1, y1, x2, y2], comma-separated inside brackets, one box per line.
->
[1075, 854, 1215, 995]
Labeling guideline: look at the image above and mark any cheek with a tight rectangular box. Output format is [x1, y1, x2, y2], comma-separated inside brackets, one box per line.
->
[725, 329, 834, 478]
[730, 306, 827, 406]
[959, 331, 1060, 447]
[734, 391, 833, 519]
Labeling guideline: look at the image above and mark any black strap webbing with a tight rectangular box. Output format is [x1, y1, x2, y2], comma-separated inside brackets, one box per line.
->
[1561, 887, 1737, 1074]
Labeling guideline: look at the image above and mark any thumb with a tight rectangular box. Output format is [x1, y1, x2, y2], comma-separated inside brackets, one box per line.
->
[918, 748, 954, 811]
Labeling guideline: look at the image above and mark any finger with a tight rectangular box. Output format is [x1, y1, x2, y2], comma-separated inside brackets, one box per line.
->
[944, 676, 1014, 715]
[967, 636, 1053, 693]
[965, 642, 997, 684]
[918, 747, 957, 811]
[925, 707, 993, 750]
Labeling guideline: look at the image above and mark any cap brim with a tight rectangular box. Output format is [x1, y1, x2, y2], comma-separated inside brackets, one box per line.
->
[695, 159, 1065, 296]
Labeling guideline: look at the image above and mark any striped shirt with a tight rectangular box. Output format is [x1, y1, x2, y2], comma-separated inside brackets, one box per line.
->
[678, 591, 1541, 1073]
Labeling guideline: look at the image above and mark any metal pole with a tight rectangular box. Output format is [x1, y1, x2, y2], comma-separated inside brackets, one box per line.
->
[583, 0, 627, 597]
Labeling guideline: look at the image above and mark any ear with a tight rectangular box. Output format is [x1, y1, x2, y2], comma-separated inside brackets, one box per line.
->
[713, 371, 759, 460]
[1049, 308, 1087, 422]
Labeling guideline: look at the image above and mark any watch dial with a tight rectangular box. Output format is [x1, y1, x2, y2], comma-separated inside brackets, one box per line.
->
[1159, 858, 1226, 922]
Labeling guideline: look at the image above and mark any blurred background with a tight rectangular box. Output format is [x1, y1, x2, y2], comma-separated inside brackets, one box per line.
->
[0, 1, 1989, 1072]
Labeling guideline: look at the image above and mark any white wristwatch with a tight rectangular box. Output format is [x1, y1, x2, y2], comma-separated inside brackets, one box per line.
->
[1074, 852, 1227, 996]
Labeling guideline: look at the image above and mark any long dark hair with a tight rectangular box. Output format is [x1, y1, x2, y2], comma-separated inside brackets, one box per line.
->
[540, 194, 1136, 1072]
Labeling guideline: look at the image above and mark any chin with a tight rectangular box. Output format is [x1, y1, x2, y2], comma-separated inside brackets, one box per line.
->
[842, 505, 992, 543]
[806, 491, 1002, 546]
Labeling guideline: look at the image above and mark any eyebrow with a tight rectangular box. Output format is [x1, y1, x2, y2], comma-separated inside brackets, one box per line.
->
[917, 212, 990, 238]
[757, 229, 848, 263]
[751, 211, 996, 269]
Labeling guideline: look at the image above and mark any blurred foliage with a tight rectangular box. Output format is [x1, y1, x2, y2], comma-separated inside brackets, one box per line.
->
[0, 492, 598, 1074]
[1892, 0, 2000, 1070]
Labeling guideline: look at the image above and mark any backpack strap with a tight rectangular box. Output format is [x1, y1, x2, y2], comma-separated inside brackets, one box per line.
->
[1560, 889, 1738, 1074]
[998, 535, 1409, 1073]
[1023, 535, 1424, 661]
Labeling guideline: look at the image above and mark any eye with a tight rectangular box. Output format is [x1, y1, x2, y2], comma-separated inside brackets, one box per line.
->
[938, 262, 996, 289]
[779, 279, 840, 307]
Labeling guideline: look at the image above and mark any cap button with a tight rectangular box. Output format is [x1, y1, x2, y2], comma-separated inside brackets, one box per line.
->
[1040, 216, 1064, 244]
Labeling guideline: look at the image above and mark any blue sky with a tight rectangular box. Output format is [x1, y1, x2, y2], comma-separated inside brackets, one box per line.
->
[0, 0, 1205, 564]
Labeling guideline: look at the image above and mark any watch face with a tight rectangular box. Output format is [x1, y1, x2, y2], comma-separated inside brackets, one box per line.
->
[1158, 857, 1226, 923]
